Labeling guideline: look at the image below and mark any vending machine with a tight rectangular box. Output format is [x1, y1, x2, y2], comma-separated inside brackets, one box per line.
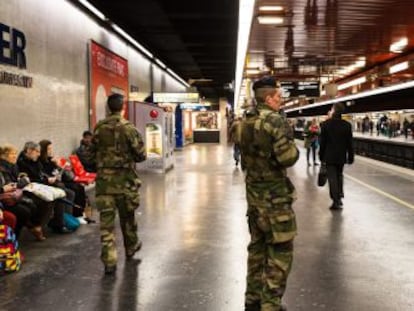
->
[129, 102, 175, 173]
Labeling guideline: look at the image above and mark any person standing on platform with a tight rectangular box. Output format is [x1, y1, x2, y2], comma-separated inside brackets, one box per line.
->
[319, 102, 354, 210]
[229, 116, 242, 167]
[240, 77, 299, 311]
[303, 118, 320, 166]
[91, 94, 146, 275]
[403, 118, 409, 139]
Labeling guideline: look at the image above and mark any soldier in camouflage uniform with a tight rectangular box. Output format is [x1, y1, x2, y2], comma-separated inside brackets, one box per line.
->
[91, 94, 146, 275]
[240, 77, 299, 311]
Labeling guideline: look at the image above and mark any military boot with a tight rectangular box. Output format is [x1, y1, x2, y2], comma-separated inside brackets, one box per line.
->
[104, 265, 117, 275]
[245, 302, 260, 311]
[126, 240, 143, 259]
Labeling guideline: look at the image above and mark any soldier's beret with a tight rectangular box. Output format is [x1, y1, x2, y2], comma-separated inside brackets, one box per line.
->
[252, 76, 277, 91]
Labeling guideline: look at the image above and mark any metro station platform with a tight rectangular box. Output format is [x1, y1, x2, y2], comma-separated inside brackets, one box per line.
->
[1, 144, 413, 311]
[353, 131, 414, 145]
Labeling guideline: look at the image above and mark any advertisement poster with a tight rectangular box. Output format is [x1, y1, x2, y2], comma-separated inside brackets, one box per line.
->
[89, 40, 129, 127]
[145, 123, 163, 158]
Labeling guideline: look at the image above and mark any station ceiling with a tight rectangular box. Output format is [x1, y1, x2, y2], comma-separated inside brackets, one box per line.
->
[83, 0, 414, 101]
[248, 0, 414, 82]
[87, 0, 238, 99]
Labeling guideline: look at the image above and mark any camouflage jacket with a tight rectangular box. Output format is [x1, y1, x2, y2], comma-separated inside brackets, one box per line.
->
[91, 113, 146, 195]
[240, 103, 299, 185]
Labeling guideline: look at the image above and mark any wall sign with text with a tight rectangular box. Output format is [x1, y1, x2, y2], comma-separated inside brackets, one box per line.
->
[89, 40, 129, 127]
[0, 22, 33, 88]
[281, 81, 320, 98]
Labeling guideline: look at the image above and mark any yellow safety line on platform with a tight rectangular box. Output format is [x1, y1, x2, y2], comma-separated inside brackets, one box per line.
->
[344, 174, 414, 210]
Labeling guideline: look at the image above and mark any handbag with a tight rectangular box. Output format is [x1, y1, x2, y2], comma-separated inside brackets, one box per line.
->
[0, 189, 23, 207]
[23, 183, 66, 202]
[317, 163, 328, 187]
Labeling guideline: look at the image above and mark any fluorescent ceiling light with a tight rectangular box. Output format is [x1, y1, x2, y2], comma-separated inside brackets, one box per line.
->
[234, 0, 256, 109]
[246, 69, 261, 74]
[155, 58, 167, 69]
[257, 16, 284, 25]
[337, 76, 366, 90]
[78, 0, 106, 21]
[166, 68, 190, 87]
[286, 80, 414, 113]
[390, 37, 408, 53]
[354, 58, 366, 67]
[259, 6, 284, 11]
[112, 24, 153, 58]
[389, 61, 409, 74]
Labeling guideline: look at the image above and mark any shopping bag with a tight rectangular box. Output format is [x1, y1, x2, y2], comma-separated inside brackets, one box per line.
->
[23, 183, 66, 202]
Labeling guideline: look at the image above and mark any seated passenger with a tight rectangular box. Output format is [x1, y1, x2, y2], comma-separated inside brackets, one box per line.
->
[17, 142, 72, 234]
[0, 144, 49, 240]
[75, 131, 96, 172]
[39, 140, 93, 223]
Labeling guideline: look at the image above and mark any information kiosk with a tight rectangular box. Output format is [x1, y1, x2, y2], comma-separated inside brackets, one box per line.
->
[129, 102, 175, 173]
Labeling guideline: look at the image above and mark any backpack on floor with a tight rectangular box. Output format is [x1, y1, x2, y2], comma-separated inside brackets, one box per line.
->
[0, 224, 22, 274]
[63, 213, 80, 231]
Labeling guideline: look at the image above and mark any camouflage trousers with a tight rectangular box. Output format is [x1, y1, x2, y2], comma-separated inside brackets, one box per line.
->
[96, 194, 139, 267]
[245, 202, 296, 311]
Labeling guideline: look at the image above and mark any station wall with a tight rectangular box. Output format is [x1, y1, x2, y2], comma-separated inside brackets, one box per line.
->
[0, 0, 186, 156]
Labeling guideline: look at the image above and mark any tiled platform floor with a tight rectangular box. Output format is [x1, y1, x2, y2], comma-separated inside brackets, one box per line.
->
[1, 143, 413, 311]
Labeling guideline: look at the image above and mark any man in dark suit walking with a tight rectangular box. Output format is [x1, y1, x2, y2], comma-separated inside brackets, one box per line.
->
[319, 103, 354, 210]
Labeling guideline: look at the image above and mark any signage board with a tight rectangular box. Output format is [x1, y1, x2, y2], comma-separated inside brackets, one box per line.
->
[180, 103, 211, 110]
[153, 92, 199, 103]
[89, 40, 129, 127]
[281, 81, 320, 98]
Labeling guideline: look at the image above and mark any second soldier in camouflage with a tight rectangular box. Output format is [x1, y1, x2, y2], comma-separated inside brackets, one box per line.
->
[240, 77, 299, 311]
[91, 94, 146, 275]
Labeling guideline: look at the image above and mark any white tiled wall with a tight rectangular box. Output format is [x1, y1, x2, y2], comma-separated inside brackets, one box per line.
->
[0, 0, 186, 156]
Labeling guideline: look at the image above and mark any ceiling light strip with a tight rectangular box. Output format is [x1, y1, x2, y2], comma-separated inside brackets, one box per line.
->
[78, 0, 106, 20]
[337, 76, 366, 91]
[111, 24, 153, 59]
[167, 68, 190, 87]
[390, 37, 408, 53]
[155, 58, 167, 69]
[389, 61, 409, 74]
[257, 16, 284, 24]
[285, 80, 414, 113]
[77, 1, 189, 88]
[235, 0, 256, 107]
[259, 6, 284, 11]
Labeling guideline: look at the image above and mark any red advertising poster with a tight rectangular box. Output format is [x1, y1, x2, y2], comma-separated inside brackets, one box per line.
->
[89, 40, 129, 127]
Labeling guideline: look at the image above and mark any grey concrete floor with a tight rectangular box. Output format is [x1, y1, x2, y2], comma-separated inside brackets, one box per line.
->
[1, 143, 413, 311]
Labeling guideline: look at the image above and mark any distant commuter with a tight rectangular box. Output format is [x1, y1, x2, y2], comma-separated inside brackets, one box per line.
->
[91, 94, 146, 275]
[303, 118, 320, 166]
[229, 116, 242, 167]
[240, 77, 299, 311]
[75, 130, 96, 172]
[319, 103, 354, 210]
[403, 118, 409, 139]
[411, 119, 414, 139]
